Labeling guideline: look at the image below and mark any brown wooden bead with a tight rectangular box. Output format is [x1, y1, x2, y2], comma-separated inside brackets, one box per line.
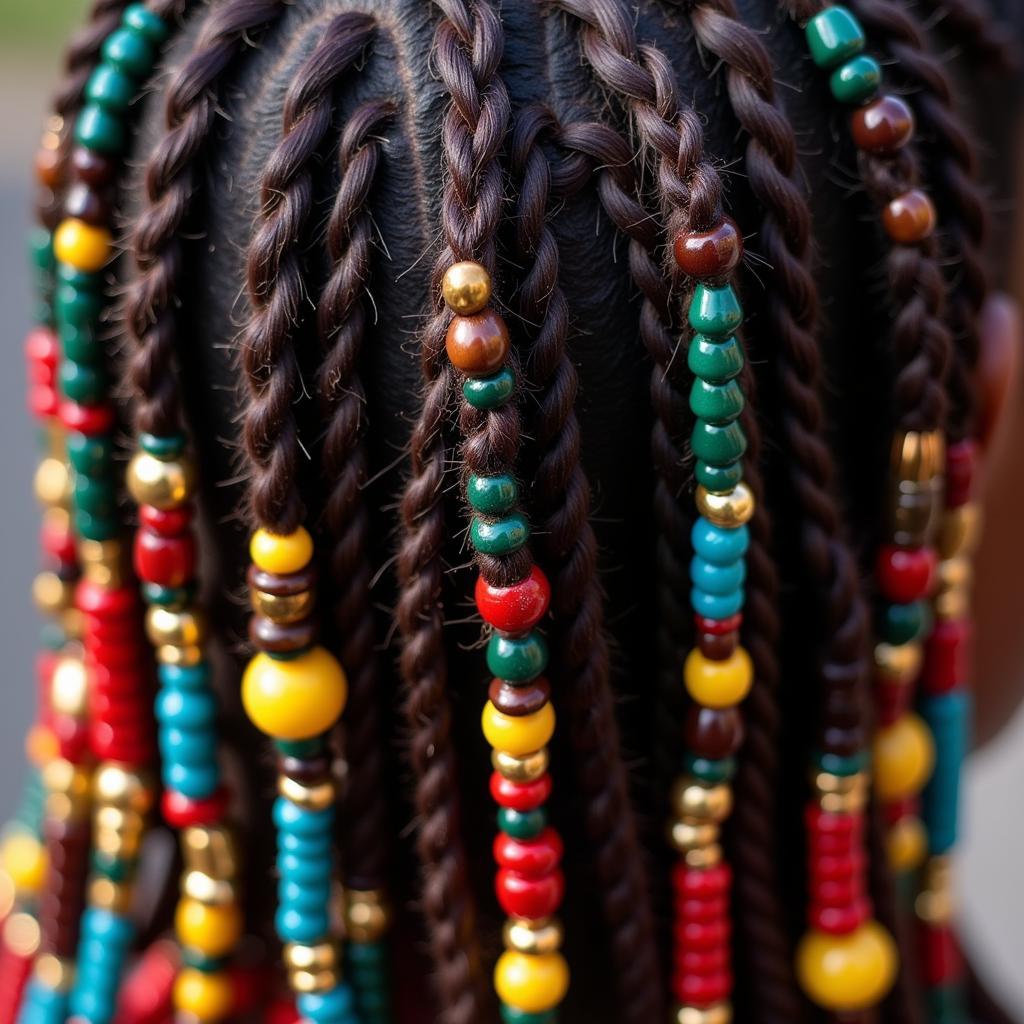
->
[883, 190, 936, 244]
[279, 755, 332, 786]
[684, 705, 745, 760]
[488, 677, 551, 717]
[851, 95, 915, 155]
[71, 147, 116, 187]
[698, 630, 738, 661]
[821, 725, 864, 758]
[673, 218, 742, 280]
[249, 614, 317, 654]
[248, 563, 317, 597]
[64, 184, 111, 227]
[35, 147, 61, 189]
[445, 310, 510, 377]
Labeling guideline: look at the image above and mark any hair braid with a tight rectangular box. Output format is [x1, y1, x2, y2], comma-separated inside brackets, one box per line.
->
[510, 104, 663, 1024]
[317, 98, 396, 891]
[916, 0, 1018, 72]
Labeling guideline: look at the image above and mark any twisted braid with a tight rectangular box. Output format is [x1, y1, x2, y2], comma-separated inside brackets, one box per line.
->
[916, 0, 1018, 72]
[395, 2, 511, 1019]
[124, 0, 290, 441]
[510, 105, 662, 1024]
[239, 11, 376, 534]
[318, 98, 396, 890]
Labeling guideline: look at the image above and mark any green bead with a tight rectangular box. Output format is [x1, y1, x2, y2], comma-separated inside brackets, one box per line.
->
[695, 459, 744, 493]
[500, 1008, 556, 1024]
[74, 509, 118, 542]
[274, 736, 326, 759]
[830, 54, 881, 103]
[28, 227, 54, 272]
[61, 323, 102, 363]
[684, 755, 736, 784]
[74, 473, 116, 518]
[486, 631, 548, 682]
[497, 806, 547, 840]
[59, 360, 105, 404]
[56, 265, 101, 290]
[880, 600, 930, 645]
[85, 65, 136, 111]
[67, 432, 113, 476]
[142, 582, 195, 608]
[101, 27, 155, 77]
[691, 419, 747, 467]
[91, 850, 129, 881]
[689, 283, 743, 338]
[346, 941, 387, 967]
[814, 749, 869, 777]
[181, 950, 228, 973]
[75, 103, 125, 154]
[926, 984, 966, 1024]
[470, 513, 529, 556]
[467, 474, 518, 516]
[805, 6, 865, 70]
[123, 4, 170, 43]
[40, 623, 67, 651]
[55, 283, 103, 327]
[139, 432, 186, 458]
[689, 378, 744, 424]
[463, 368, 515, 410]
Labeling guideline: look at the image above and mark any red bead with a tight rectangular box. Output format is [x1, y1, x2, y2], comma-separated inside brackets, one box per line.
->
[41, 518, 76, 566]
[673, 219, 743, 280]
[76, 581, 138, 619]
[806, 805, 862, 839]
[694, 614, 742, 636]
[58, 400, 114, 437]
[71, 147, 117, 187]
[851, 95, 915, 155]
[134, 528, 196, 588]
[809, 851, 863, 884]
[683, 705, 745, 760]
[673, 970, 732, 1008]
[672, 862, 731, 900]
[162, 787, 230, 828]
[265, 999, 301, 1024]
[115, 938, 178, 1024]
[474, 566, 550, 633]
[493, 828, 563, 876]
[810, 898, 870, 935]
[883, 190, 937, 245]
[495, 868, 564, 919]
[922, 618, 970, 695]
[674, 897, 728, 924]
[489, 772, 552, 812]
[812, 877, 859, 908]
[675, 947, 729, 976]
[673, 918, 731, 952]
[946, 440, 978, 507]
[139, 504, 193, 536]
[883, 798, 918, 827]
[29, 385, 58, 420]
[920, 923, 964, 987]
[25, 327, 59, 371]
[876, 544, 937, 603]
[52, 714, 90, 762]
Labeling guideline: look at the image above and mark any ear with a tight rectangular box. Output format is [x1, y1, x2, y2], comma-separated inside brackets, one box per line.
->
[976, 292, 1021, 456]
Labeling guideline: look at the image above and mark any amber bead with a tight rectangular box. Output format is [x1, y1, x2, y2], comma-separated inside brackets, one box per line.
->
[489, 678, 551, 717]
[64, 184, 110, 227]
[684, 705, 744, 760]
[445, 310, 510, 377]
[851, 95, 914, 155]
[71, 147, 116, 187]
[35, 147, 61, 189]
[698, 630, 738, 661]
[673, 219, 742, 281]
[883, 190, 936, 244]
[249, 614, 317, 654]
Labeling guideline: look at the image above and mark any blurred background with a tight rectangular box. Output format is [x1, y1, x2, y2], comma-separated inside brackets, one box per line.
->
[0, 3, 1019, 1015]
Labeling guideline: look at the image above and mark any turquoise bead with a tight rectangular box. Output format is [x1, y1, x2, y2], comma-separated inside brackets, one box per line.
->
[29, 227, 54, 272]
[920, 690, 970, 855]
[689, 283, 743, 338]
[83, 907, 134, 945]
[691, 586, 744, 619]
[61, 323, 102, 363]
[486, 631, 548, 682]
[497, 806, 547, 839]
[690, 555, 746, 596]
[164, 762, 219, 800]
[684, 755, 737, 784]
[73, 509, 118, 542]
[805, 6, 865, 69]
[143, 582, 195, 608]
[139, 431, 186, 458]
[91, 849, 129, 881]
[880, 600, 930, 645]
[123, 4, 170, 42]
[85, 65, 135, 111]
[467, 474, 519, 516]
[814, 749, 868, 777]
[347, 942, 387, 967]
[279, 879, 332, 911]
[155, 688, 216, 729]
[695, 459, 744, 494]
[66, 432, 112, 476]
[274, 797, 333, 836]
[500, 1008, 556, 1024]
[57, 265, 101, 289]
[55, 283, 102, 326]
[830, 54, 881, 104]
[158, 662, 211, 691]
[277, 906, 330, 945]
[101, 27, 154, 76]
[279, 832, 332, 858]
[59, 360, 105, 404]
[470, 514, 529, 556]
[181, 950, 227, 973]
[279, 852, 332, 884]
[159, 725, 217, 765]
[298, 985, 357, 1024]
[463, 368, 515, 409]
[73, 474, 116, 518]
[689, 378, 744, 424]
[691, 517, 749, 565]
[74, 103, 125, 153]
[691, 419, 747, 467]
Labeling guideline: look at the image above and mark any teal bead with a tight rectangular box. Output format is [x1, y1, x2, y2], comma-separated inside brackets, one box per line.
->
[279, 879, 332, 911]
[688, 335, 744, 386]
[500, 1008, 556, 1024]
[164, 761, 220, 800]
[273, 797, 334, 836]
[691, 586, 744, 620]
[155, 688, 216, 729]
[57, 265, 101, 290]
[880, 600, 930, 645]
[83, 907, 134, 945]
[467, 473, 519, 516]
[158, 662, 211, 691]
[689, 378, 744, 424]
[691, 517, 749, 565]
[920, 690, 970, 855]
[66, 432, 113, 476]
[85, 65, 136, 111]
[279, 851, 333, 884]
[279, 832, 332, 858]
[926, 984, 966, 1024]
[55, 282, 102, 326]
[497, 806, 546, 839]
[691, 419, 747, 467]
[123, 4, 170, 42]
[695, 459, 744, 493]
[463, 368, 515, 409]
[181, 950, 227, 973]
[830, 54, 881, 104]
[73, 474, 116, 518]
[486, 631, 548, 682]
[139, 431, 186, 458]
[684, 755, 737, 784]
[40, 623, 67, 651]
[29, 227, 54, 272]
[689, 283, 743, 338]
[101, 27, 155, 77]
[805, 6, 865, 69]
[159, 725, 217, 766]
[143, 582, 195, 607]
[74, 508, 119, 542]
[275, 736, 327, 759]
[74, 103, 125, 154]
[277, 906, 330, 945]
[298, 986, 357, 1024]
[61, 322, 102, 363]
[346, 941, 387, 967]
[690, 555, 746, 596]
[90, 849, 129, 881]
[470, 513, 529, 556]
[59, 360, 105, 404]
[814, 749, 869, 777]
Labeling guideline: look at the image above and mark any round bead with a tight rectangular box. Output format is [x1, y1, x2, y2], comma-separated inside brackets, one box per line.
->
[494, 951, 569, 1014]
[876, 545, 937, 603]
[689, 284, 743, 338]
[699, 631, 738, 661]
[490, 772, 552, 812]
[690, 557, 745, 597]
[489, 678, 551, 716]
[54, 219, 112, 272]
[873, 713, 935, 801]
[493, 828, 563, 876]
[692, 518, 749, 565]
[496, 869, 564, 919]
[696, 484, 754, 529]
[446, 310, 510, 376]
[102, 27, 154, 75]
[74, 103, 125, 153]
[471, 515, 530, 556]
[127, 451, 195, 510]
[805, 6, 866, 69]
[883, 190, 937, 245]
[0, 832, 46, 894]
[493, 748, 549, 783]
[463, 368, 516, 410]
[250, 527, 314, 575]
[688, 335, 744, 384]
[851, 95, 915, 155]
[482, 701, 555, 756]
[442, 261, 492, 315]
[173, 967, 233, 1021]
[475, 566, 550, 633]
[880, 600, 929, 646]
[468, 473, 519, 516]
[123, 4, 170, 43]
[486, 632, 548, 683]
[796, 921, 897, 1012]
[887, 815, 927, 872]
[503, 918, 564, 957]
[85, 65, 135, 111]
[830, 55, 881, 104]
[673, 220, 742, 280]
[161, 787, 229, 828]
[498, 807, 547, 840]
[134, 530, 195, 588]
[175, 899, 242, 958]
[684, 706, 744, 760]
[242, 647, 347, 740]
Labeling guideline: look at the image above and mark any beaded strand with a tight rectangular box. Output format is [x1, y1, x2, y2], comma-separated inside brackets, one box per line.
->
[440, 261, 569, 1024]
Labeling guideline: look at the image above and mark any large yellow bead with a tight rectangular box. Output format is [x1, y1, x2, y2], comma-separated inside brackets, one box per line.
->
[873, 713, 934, 802]
[173, 967, 233, 1021]
[249, 527, 314, 575]
[242, 646, 347, 740]
[53, 218, 112, 272]
[481, 702, 555, 757]
[796, 921, 897, 1012]
[175, 898, 243, 957]
[494, 951, 569, 1013]
[0, 832, 47, 895]
[684, 647, 753, 708]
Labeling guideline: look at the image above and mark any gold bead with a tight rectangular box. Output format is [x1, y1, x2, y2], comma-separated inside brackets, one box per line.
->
[819, 785, 869, 815]
[938, 504, 981, 560]
[934, 557, 972, 621]
[683, 844, 723, 869]
[146, 606, 206, 649]
[278, 775, 336, 813]
[157, 643, 203, 667]
[183, 869, 237, 907]
[873, 642, 922, 687]
[344, 889, 390, 943]
[89, 877, 133, 913]
[60, 608, 84, 641]
[182, 826, 240, 881]
[938, 556, 971, 592]
[78, 539, 125, 588]
[0, 871, 15, 921]
[935, 585, 969, 622]
[667, 819, 719, 854]
[126, 450, 195, 510]
[94, 765, 155, 813]
[696, 483, 754, 529]
[4, 912, 40, 958]
[675, 1003, 731, 1024]
[94, 819, 142, 860]
[491, 747, 549, 783]
[50, 655, 89, 718]
[442, 261, 492, 315]
[290, 967, 340, 994]
[502, 917, 563, 955]
[670, 778, 733, 824]
[813, 770, 869, 798]
[33, 572, 72, 616]
[892, 430, 945, 484]
[252, 588, 315, 624]
[283, 942, 338, 973]
[43, 758, 90, 801]
[34, 953, 73, 993]
[34, 457, 69, 507]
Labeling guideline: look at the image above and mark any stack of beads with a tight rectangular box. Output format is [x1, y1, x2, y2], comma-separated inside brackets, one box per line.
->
[241, 527, 357, 1024]
[668, 221, 752, 1024]
[440, 261, 569, 1024]
[342, 889, 391, 1024]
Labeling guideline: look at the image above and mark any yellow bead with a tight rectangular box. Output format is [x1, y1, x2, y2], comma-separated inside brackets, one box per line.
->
[887, 816, 927, 873]
[683, 646, 753, 708]
[249, 527, 314, 575]
[442, 261, 492, 315]
[175, 898, 243, 958]
[796, 921, 897, 1012]
[242, 646, 347, 740]
[494, 951, 569, 1013]
[174, 967, 233, 1021]
[481, 702, 555, 757]
[126, 451, 195, 510]
[696, 483, 754, 528]
[53, 218, 112, 272]
[873, 712, 934, 802]
[0, 832, 47, 895]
